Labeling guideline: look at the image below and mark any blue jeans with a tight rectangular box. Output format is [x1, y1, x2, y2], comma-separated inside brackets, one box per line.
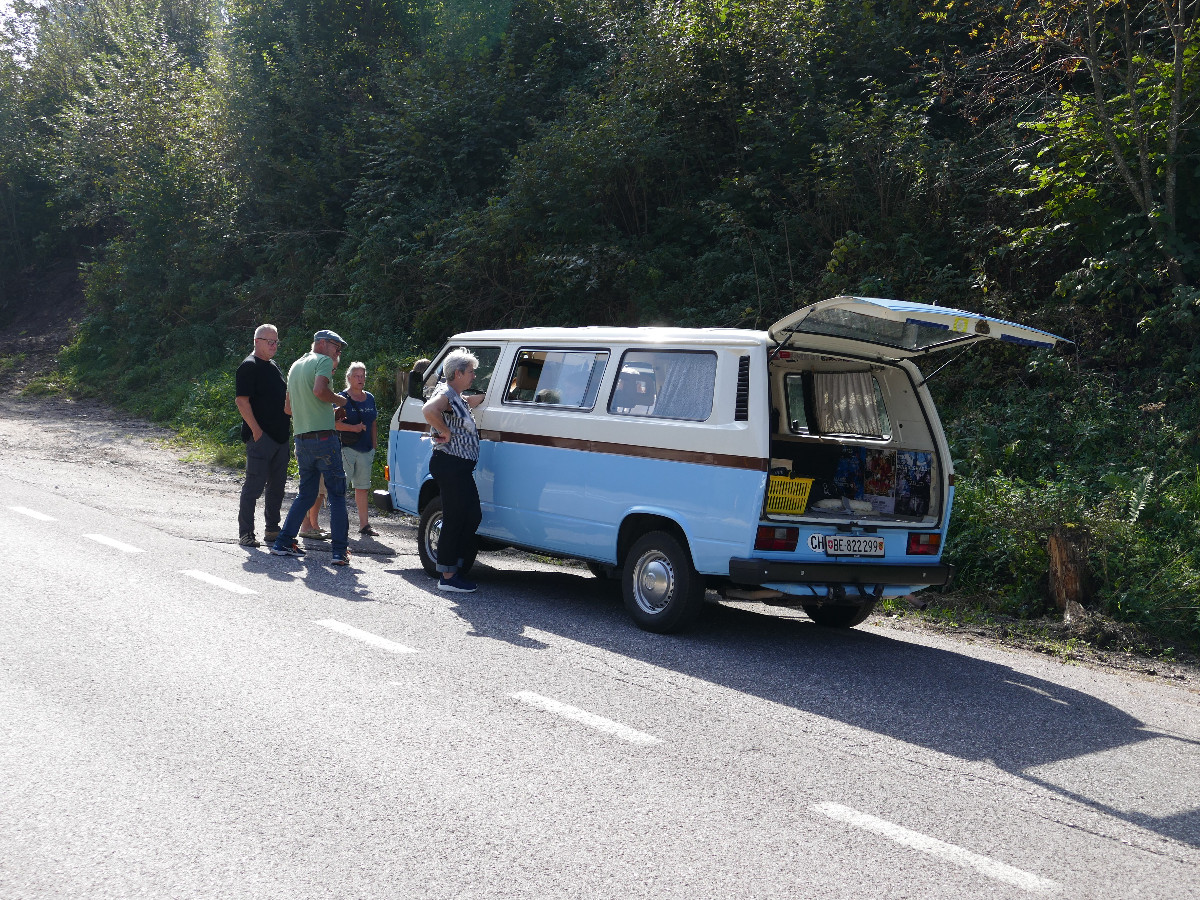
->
[276, 434, 348, 555]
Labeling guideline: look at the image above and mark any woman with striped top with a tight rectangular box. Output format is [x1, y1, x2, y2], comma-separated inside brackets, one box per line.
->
[422, 348, 486, 592]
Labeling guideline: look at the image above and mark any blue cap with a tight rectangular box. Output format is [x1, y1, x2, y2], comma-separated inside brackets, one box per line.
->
[313, 329, 347, 347]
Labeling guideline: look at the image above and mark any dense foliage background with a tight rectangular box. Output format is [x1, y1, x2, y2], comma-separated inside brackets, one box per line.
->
[2, 0, 1197, 642]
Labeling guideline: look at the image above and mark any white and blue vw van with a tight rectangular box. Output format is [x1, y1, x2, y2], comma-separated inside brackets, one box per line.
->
[385, 296, 1067, 633]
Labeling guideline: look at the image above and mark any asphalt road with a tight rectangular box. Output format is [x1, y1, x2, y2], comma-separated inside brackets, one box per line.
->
[2, 397, 1199, 899]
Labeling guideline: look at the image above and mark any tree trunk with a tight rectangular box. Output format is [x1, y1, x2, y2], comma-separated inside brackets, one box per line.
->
[1048, 524, 1090, 612]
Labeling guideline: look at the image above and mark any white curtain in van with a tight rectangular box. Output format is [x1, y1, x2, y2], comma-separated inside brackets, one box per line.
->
[814, 372, 882, 436]
[654, 352, 717, 420]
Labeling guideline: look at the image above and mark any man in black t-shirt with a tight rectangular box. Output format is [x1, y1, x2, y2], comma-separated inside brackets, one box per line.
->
[234, 324, 291, 547]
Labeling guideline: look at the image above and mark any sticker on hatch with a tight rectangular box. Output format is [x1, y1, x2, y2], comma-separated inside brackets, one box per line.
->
[808, 533, 886, 557]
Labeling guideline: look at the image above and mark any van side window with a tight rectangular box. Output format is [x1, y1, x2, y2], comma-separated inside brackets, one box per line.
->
[423, 346, 501, 399]
[608, 350, 717, 421]
[503, 349, 609, 409]
[784, 371, 891, 438]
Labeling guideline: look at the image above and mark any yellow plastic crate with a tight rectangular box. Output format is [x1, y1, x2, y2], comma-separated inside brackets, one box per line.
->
[766, 475, 813, 516]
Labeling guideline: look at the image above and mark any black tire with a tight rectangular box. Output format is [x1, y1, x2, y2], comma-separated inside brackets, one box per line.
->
[802, 600, 877, 628]
[417, 496, 476, 579]
[621, 531, 706, 633]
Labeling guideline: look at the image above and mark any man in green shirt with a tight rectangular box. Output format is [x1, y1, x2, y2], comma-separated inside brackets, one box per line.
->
[270, 330, 353, 566]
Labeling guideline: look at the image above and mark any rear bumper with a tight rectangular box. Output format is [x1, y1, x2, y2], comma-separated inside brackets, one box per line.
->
[728, 558, 952, 588]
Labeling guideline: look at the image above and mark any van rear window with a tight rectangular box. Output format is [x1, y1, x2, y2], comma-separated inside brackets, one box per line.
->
[504, 349, 609, 409]
[608, 350, 717, 421]
[784, 371, 891, 438]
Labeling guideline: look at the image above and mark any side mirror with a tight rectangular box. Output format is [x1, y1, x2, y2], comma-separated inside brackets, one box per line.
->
[408, 370, 426, 400]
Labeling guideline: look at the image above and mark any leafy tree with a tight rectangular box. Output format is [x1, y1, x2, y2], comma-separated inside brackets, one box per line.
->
[976, 0, 1199, 292]
[46, 0, 237, 348]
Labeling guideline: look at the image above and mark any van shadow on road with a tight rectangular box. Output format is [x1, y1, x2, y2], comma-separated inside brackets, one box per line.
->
[456, 563, 1200, 849]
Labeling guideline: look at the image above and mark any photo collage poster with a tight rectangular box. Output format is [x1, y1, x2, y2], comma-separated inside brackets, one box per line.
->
[895, 450, 932, 516]
[831, 447, 932, 516]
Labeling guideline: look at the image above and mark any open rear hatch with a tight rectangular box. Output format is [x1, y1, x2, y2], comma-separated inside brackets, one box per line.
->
[769, 295, 1069, 359]
[763, 297, 1070, 525]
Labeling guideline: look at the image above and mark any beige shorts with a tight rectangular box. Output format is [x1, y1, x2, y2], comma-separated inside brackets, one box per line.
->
[342, 447, 375, 490]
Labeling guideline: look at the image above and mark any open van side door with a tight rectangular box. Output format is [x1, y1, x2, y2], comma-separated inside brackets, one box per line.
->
[769, 296, 1070, 359]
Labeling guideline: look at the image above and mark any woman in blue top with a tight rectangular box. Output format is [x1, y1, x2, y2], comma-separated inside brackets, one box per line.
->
[335, 361, 379, 536]
[421, 348, 485, 593]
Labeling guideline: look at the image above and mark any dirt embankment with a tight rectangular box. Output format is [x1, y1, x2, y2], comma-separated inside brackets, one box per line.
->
[0, 260, 87, 396]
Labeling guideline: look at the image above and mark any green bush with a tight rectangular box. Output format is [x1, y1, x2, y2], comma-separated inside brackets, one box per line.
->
[938, 357, 1200, 645]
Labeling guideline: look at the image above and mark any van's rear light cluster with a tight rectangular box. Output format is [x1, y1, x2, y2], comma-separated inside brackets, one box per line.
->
[906, 533, 941, 555]
[384, 465, 390, 481]
[755, 526, 798, 552]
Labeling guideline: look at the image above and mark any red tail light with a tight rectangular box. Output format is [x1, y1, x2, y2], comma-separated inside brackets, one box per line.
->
[755, 526, 798, 552]
[907, 532, 941, 555]
[384, 465, 390, 480]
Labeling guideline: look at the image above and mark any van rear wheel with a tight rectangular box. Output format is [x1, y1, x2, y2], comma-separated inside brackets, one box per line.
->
[802, 600, 876, 628]
[622, 531, 706, 633]
[417, 496, 476, 579]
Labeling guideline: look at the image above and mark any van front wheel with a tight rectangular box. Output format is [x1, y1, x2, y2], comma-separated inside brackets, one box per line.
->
[622, 531, 705, 633]
[417, 496, 476, 579]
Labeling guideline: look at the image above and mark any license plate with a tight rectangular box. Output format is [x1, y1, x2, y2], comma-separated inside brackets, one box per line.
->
[822, 534, 885, 557]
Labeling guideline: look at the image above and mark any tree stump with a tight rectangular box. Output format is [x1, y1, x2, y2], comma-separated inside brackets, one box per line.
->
[1048, 524, 1089, 612]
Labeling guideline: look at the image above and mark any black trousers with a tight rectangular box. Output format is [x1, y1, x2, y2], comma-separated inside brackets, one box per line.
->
[429, 451, 481, 572]
[239, 434, 290, 536]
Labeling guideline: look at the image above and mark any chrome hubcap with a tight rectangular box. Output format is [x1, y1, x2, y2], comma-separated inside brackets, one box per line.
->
[633, 551, 674, 613]
[427, 515, 442, 559]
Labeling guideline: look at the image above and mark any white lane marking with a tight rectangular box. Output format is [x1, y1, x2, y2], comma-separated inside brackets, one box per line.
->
[181, 569, 258, 595]
[8, 506, 55, 521]
[84, 533, 144, 554]
[512, 690, 662, 746]
[315, 619, 418, 654]
[812, 802, 1059, 894]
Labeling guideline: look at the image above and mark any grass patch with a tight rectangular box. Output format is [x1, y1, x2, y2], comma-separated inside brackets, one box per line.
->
[21, 371, 78, 396]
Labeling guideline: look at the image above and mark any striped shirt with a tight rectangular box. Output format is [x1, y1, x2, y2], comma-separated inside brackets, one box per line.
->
[431, 383, 479, 461]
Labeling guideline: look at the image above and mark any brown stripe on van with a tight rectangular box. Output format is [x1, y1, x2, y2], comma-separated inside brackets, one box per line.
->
[395, 419, 767, 470]
[482, 430, 768, 471]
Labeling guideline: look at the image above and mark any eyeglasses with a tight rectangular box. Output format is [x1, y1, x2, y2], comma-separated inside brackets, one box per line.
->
[256, 338, 279, 346]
